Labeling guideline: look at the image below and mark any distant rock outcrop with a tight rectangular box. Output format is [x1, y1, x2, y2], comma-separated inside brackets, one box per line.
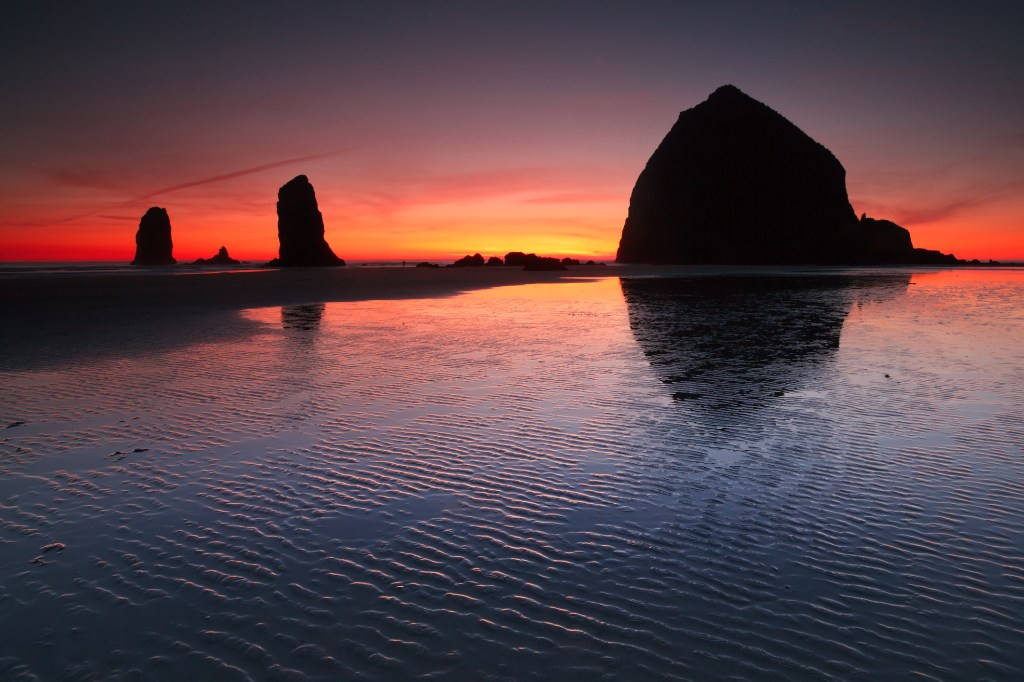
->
[194, 246, 240, 265]
[131, 207, 176, 265]
[264, 175, 345, 267]
[445, 251, 576, 270]
[503, 252, 531, 267]
[449, 253, 486, 267]
[503, 252, 567, 270]
[523, 257, 567, 271]
[616, 85, 959, 265]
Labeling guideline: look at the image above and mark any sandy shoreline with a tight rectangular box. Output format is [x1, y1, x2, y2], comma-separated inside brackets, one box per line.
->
[2, 262, 974, 365]
[4, 265, 1023, 680]
[3, 262, 962, 317]
[3, 264, 618, 316]
[3, 262, 978, 333]
[2, 265, 633, 370]
[4, 266, 1024, 679]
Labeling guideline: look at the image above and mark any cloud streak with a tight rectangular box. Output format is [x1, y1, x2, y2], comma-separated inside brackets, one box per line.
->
[136, 150, 352, 200]
[44, 149, 356, 226]
[861, 179, 1024, 226]
[333, 165, 622, 218]
[49, 169, 128, 193]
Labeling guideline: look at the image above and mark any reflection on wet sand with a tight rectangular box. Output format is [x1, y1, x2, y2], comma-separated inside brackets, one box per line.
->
[3, 272, 1024, 680]
[621, 274, 910, 408]
[281, 303, 326, 332]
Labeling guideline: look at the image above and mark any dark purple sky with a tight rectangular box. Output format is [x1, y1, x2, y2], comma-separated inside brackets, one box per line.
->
[2, 1, 1022, 260]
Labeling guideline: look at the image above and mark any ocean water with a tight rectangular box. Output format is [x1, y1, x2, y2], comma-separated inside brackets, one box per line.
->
[1, 269, 1022, 680]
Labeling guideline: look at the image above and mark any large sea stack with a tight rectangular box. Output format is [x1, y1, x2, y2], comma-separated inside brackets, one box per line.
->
[265, 175, 345, 267]
[616, 85, 958, 265]
[131, 207, 176, 265]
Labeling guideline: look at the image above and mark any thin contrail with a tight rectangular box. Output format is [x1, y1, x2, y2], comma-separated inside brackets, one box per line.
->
[46, 148, 355, 226]
[136, 149, 350, 199]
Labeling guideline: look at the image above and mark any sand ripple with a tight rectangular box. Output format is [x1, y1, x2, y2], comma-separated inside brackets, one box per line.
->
[2, 272, 1023, 679]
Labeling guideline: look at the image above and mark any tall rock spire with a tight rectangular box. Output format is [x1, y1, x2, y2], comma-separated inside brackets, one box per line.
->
[265, 175, 345, 267]
[131, 207, 176, 265]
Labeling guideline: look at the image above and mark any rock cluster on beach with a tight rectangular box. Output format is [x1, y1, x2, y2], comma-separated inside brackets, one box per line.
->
[446, 252, 585, 270]
[193, 246, 240, 265]
[616, 85, 959, 265]
[131, 207, 176, 265]
[264, 175, 345, 267]
[450, 253, 487, 267]
[503, 252, 567, 270]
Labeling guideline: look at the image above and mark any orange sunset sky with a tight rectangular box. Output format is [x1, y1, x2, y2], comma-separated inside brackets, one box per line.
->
[1, 2, 1022, 263]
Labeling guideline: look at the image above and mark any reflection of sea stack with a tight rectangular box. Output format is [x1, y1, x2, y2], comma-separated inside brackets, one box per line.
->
[265, 175, 345, 267]
[616, 85, 958, 265]
[194, 246, 240, 265]
[131, 207, 176, 265]
[281, 303, 326, 332]
[621, 274, 910, 410]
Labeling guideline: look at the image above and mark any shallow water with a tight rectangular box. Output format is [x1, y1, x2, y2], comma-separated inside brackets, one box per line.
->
[2, 269, 1023, 680]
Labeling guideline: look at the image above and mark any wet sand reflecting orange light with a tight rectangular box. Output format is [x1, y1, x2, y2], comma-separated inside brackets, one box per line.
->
[2, 269, 1023, 679]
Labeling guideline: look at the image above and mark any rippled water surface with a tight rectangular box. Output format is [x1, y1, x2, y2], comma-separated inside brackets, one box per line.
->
[2, 269, 1023, 680]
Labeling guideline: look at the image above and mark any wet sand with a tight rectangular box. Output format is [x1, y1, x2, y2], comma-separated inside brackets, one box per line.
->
[3, 268, 1024, 679]
[3, 264, 613, 315]
[3, 262, 916, 318]
[0, 262, 965, 372]
[2, 265, 622, 370]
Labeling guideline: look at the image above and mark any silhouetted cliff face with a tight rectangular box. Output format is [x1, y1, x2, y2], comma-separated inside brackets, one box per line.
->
[616, 85, 958, 265]
[266, 175, 345, 267]
[131, 207, 176, 265]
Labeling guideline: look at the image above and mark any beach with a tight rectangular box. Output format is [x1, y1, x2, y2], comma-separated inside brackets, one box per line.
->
[4, 2, 1022, 676]
[6, 261, 922, 315]
[1, 263, 835, 370]
[1, 264, 617, 371]
[2, 266, 1023, 679]
[3, 263, 613, 316]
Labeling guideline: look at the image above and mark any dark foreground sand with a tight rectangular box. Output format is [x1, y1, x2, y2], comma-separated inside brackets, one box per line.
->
[4, 261, 961, 334]
[3, 262, 884, 319]
[2, 265, 631, 370]
[4, 265, 622, 317]
[1, 262, 950, 371]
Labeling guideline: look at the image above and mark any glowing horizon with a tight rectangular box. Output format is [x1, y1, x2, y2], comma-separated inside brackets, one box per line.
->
[3, 175, 1019, 262]
[1, 4, 1021, 263]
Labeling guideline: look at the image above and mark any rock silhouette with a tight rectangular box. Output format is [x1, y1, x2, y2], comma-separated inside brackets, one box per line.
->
[503, 252, 567, 270]
[131, 207, 176, 265]
[523, 257, 566, 271]
[616, 85, 958, 265]
[503, 252, 531, 267]
[857, 216, 912, 260]
[194, 246, 240, 265]
[449, 253, 486, 267]
[264, 175, 345, 267]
